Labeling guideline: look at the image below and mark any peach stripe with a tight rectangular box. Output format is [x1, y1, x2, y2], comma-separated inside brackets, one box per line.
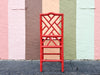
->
[42, 0, 59, 13]
[42, 0, 59, 59]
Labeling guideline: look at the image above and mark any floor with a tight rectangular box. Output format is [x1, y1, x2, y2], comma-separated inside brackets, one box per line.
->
[0, 60, 100, 75]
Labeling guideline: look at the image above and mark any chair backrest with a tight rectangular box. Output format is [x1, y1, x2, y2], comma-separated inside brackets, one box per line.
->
[40, 12, 64, 36]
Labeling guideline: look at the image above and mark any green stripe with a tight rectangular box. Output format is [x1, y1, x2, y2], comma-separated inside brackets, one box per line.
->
[60, 0, 76, 59]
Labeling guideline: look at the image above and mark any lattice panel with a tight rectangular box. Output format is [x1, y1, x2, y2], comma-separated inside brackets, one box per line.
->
[42, 37, 61, 46]
[41, 14, 62, 35]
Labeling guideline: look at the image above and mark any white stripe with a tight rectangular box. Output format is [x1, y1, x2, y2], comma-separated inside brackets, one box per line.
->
[8, 0, 25, 59]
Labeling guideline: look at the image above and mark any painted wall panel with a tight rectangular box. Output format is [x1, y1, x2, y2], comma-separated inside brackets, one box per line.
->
[0, 0, 8, 59]
[8, 0, 25, 59]
[95, 0, 100, 59]
[25, 0, 42, 60]
[76, 0, 94, 59]
[60, 0, 76, 59]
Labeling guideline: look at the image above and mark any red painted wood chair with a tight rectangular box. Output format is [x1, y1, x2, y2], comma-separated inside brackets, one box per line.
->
[40, 12, 64, 72]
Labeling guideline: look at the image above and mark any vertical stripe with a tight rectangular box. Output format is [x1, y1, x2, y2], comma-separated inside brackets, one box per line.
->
[95, 0, 100, 59]
[26, 0, 42, 60]
[42, 0, 59, 59]
[76, 0, 94, 59]
[8, 0, 25, 59]
[60, 0, 76, 59]
[0, 0, 8, 59]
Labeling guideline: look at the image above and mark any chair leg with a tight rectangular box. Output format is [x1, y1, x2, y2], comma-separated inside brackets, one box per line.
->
[61, 60, 64, 72]
[40, 61, 43, 72]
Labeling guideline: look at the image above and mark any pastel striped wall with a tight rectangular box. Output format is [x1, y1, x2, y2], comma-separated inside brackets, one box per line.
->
[1, 0, 100, 60]
[95, 0, 100, 59]
[8, 0, 25, 59]
[76, 0, 94, 59]
[0, 0, 8, 59]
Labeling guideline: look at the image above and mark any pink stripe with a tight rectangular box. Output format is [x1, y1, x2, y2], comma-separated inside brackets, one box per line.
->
[0, 0, 8, 59]
[95, 0, 100, 59]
